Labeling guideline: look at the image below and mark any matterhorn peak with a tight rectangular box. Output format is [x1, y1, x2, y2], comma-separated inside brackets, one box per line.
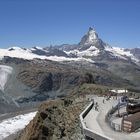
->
[88, 27, 95, 32]
[79, 26, 100, 46]
[87, 27, 98, 40]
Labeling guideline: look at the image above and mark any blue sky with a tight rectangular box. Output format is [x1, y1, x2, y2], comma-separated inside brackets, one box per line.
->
[0, 0, 140, 48]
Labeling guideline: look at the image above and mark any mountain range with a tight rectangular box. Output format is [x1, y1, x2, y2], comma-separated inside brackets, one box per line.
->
[0, 27, 140, 64]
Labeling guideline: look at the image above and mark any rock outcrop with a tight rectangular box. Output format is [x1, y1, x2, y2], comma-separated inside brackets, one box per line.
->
[16, 83, 112, 140]
[17, 96, 88, 140]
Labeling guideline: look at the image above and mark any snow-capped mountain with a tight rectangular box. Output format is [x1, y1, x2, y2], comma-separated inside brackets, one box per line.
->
[79, 27, 106, 50]
[80, 27, 99, 45]
[64, 27, 140, 63]
[0, 27, 140, 64]
[0, 46, 94, 63]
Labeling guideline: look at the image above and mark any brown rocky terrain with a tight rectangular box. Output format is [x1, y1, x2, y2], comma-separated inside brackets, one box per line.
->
[17, 60, 92, 93]
[16, 97, 88, 140]
[15, 84, 111, 140]
[0, 56, 136, 114]
[0, 56, 135, 113]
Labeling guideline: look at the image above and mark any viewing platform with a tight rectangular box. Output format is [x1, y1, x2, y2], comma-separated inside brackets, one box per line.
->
[80, 96, 140, 140]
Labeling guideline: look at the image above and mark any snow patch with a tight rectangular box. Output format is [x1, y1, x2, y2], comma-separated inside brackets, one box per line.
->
[88, 29, 98, 42]
[65, 46, 100, 57]
[45, 55, 95, 63]
[0, 112, 37, 140]
[110, 89, 128, 94]
[105, 46, 139, 62]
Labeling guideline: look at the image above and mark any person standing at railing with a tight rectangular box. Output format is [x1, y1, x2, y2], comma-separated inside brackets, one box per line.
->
[95, 102, 99, 111]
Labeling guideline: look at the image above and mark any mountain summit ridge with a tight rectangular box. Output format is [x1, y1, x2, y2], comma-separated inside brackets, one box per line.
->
[83, 27, 99, 43]
[0, 27, 140, 64]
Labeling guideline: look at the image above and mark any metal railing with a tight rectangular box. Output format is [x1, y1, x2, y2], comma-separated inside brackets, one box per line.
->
[105, 105, 122, 132]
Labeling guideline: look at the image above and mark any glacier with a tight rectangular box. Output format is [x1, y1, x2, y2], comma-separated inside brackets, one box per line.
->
[0, 65, 13, 91]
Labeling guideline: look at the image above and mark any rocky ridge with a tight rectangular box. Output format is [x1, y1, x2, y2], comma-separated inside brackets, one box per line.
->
[16, 96, 88, 140]
[15, 83, 113, 140]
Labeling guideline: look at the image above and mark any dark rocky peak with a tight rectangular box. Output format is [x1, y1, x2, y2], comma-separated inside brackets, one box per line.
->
[32, 46, 43, 50]
[79, 27, 106, 50]
[8, 47, 22, 51]
[8, 48, 15, 51]
[31, 46, 47, 56]
[8, 47, 28, 52]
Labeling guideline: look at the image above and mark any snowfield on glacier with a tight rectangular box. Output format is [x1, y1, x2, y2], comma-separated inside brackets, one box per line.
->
[0, 65, 13, 91]
[0, 47, 95, 63]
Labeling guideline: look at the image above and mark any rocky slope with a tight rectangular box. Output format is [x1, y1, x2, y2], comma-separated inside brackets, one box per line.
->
[0, 56, 95, 113]
[15, 83, 114, 140]
[16, 98, 87, 140]
[0, 54, 139, 113]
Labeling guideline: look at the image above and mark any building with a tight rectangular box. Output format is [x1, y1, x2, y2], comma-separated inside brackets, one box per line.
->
[122, 112, 140, 132]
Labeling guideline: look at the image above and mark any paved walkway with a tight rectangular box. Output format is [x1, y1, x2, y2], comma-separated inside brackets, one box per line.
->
[84, 96, 140, 140]
[84, 106, 103, 135]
